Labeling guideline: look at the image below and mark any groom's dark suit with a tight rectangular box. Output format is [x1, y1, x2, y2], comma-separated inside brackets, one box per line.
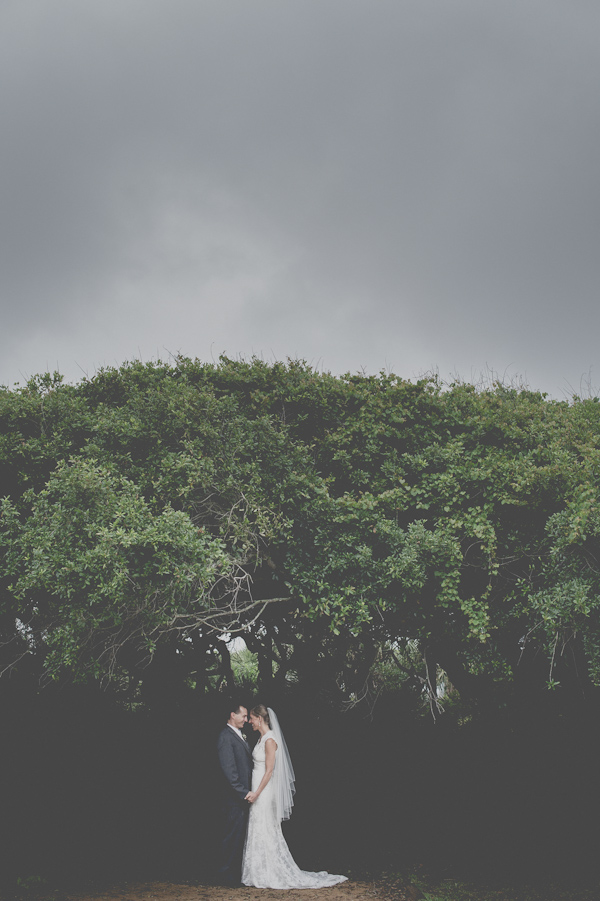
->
[217, 724, 253, 886]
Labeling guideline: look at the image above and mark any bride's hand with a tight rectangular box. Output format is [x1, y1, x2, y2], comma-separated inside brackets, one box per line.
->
[246, 791, 258, 803]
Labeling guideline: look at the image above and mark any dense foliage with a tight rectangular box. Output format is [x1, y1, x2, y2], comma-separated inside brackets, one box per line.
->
[2, 357, 600, 714]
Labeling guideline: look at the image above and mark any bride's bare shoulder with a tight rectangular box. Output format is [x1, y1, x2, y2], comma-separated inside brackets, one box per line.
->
[264, 730, 278, 749]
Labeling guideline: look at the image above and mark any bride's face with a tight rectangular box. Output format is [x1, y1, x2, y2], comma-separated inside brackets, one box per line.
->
[249, 713, 262, 731]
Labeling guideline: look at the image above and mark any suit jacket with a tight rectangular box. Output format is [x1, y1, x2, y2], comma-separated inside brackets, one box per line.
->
[217, 725, 253, 803]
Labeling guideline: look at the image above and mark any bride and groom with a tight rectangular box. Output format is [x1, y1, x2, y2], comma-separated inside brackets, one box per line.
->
[216, 701, 347, 889]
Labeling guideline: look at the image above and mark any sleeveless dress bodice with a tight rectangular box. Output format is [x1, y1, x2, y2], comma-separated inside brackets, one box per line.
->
[251, 729, 276, 786]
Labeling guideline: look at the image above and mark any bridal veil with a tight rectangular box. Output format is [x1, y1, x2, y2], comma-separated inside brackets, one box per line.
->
[267, 707, 296, 821]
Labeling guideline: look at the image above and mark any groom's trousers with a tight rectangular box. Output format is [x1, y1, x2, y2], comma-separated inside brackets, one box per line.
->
[218, 796, 249, 886]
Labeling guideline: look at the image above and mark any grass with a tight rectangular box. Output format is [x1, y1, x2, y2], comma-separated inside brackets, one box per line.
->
[387, 870, 600, 901]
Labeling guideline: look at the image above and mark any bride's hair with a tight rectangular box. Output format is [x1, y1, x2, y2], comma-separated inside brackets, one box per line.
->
[250, 703, 270, 726]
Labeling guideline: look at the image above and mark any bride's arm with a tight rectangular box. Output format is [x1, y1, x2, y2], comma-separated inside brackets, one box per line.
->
[247, 737, 277, 803]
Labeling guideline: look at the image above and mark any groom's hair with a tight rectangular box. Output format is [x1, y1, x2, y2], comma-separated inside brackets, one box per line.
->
[224, 698, 247, 719]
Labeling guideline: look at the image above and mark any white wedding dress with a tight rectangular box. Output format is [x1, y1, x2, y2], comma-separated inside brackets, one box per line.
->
[242, 729, 348, 889]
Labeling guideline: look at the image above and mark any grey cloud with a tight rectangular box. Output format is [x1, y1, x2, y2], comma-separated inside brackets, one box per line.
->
[1, 1, 600, 395]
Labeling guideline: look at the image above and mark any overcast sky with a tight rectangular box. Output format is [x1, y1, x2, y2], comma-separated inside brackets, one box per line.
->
[2, 0, 599, 398]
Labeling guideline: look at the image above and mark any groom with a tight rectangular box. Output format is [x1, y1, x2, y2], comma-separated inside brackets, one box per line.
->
[216, 701, 253, 887]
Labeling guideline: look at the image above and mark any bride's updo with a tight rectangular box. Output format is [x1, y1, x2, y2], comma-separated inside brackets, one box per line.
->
[251, 703, 270, 726]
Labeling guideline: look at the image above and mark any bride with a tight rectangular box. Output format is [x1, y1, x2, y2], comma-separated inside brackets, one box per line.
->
[241, 704, 347, 889]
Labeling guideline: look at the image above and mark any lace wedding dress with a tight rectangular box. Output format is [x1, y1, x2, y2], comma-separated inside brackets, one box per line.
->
[241, 726, 347, 889]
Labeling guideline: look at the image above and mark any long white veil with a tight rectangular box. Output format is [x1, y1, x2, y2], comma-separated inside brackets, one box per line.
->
[267, 707, 296, 821]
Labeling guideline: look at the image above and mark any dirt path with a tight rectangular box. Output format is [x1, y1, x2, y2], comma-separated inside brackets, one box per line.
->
[62, 879, 418, 901]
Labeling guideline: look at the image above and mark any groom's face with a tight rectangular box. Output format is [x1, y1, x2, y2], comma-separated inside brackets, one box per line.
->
[231, 706, 248, 729]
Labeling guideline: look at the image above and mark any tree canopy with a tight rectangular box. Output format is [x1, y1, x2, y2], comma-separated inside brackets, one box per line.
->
[2, 358, 600, 715]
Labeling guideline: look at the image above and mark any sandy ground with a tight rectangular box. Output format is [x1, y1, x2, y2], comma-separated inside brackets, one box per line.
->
[62, 879, 420, 901]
